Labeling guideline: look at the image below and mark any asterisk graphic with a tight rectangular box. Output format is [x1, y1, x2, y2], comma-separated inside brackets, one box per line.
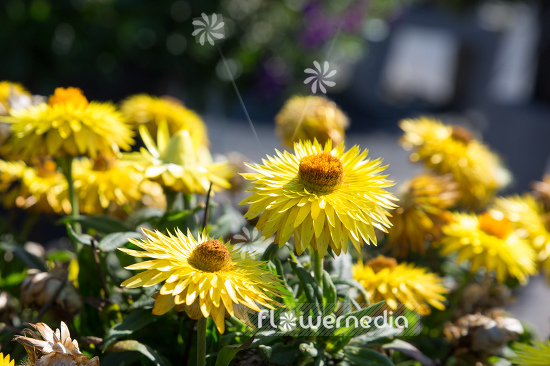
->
[304, 61, 337, 94]
[192, 13, 225, 46]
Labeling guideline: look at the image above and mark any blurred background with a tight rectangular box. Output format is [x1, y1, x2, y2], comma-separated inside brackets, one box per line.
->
[2, 0, 550, 191]
[2, 0, 550, 337]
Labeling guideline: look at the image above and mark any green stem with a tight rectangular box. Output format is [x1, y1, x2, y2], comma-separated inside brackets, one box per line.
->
[312, 250, 324, 290]
[165, 189, 178, 213]
[197, 317, 207, 366]
[61, 156, 80, 234]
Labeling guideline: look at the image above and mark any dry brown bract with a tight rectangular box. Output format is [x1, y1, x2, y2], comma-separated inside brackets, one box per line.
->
[14, 322, 99, 366]
[20, 268, 81, 316]
[444, 310, 523, 363]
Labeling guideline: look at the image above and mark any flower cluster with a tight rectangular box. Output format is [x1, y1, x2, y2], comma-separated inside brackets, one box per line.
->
[0, 83, 547, 366]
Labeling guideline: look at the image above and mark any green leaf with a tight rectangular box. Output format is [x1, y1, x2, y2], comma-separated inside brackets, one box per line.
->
[0, 270, 27, 287]
[261, 243, 278, 261]
[343, 347, 394, 366]
[59, 215, 132, 234]
[46, 250, 74, 262]
[209, 201, 246, 239]
[103, 309, 157, 349]
[0, 242, 47, 271]
[156, 206, 201, 231]
[66, 224, 94, 246]
[259, 345, 272, 359]
[126, 207, 164, 227]
[331, 302, 386, 337]
[214, 336, 255, 366]
[77, 246, 103, 298]
[382, 340, 435, 366]
[289, 258, 322, 318]
[100, 352, 140, 366]
[332, 278, 371, 305]
[106, 340, 166, 366]
[299, 343, 319, 357]
[322, 270, 338, 314]
[266, 342, 303, 364]
[272, 256, 296, 308]
[98, 232, 142, 252]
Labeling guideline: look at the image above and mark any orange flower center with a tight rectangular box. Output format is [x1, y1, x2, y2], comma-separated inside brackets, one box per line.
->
[366, 256, 397, 273]
[92, 153, 116, 171]
[451, 126, 474, 145]
[48, 87, 89, 109]
[298, 152, 343, 193]
[479, 212, 513, 239]
[189, 239, 232, 272]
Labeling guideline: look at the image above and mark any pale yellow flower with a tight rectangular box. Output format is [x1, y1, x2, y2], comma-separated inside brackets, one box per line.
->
[121, 94, 208, 149]
[4, 87, 134, 160]
[120, 229, 284, 333]
[439, 212, 537, 283]
[275, 95, 349, 147]
[353, 256, 448, 315]
[400, 117, 510, 209]
[241, 140, 397, 257]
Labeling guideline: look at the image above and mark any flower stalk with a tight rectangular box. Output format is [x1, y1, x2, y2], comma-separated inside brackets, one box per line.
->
[312, 250, 324, 290]
[61, 156, 81, 234]
[197, 317, 207, 366]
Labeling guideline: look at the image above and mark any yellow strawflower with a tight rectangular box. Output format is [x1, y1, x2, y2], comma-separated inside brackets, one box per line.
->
[439, 212, 537, 284]
[124, 122, 230, 194]
[241, 140, 397, 257]
[508, 340, 550, 366]
[387, 174, 458, 257]
[0, 81, 29, 110]
[275, 95, 349, 147]
[120, 229, 284, 333]
[0, 353, 14, 366]
[4, 87, 134, 160]
[490, 195, 550, 280]
[400, 117, 510, 209]
[353, 255, 448, 315]
[73, 154, 144, 215]
[0, 158, 69, 213]
[121, 94, 208, 148]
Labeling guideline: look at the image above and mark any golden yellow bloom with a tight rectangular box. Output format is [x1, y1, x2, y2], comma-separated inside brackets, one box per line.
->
[387, 174, 458, 257]
[73, 154, 144, 215]
[439, 212, 537, 284]
[121, 94, 208, 148]
[120, 229, 283, 333]
[14, 321, 99, 366]
[0, 353, 14, 366]
[508, 340, 550, 366]
[124, 122, 230, 194]
[0, 158, 69, 213]
[241, 140, 397, 257]
[400, 117, 510, 209]
[275, 95, 349, 147]
[0, 159, 25, 208]
[4, 87, 134, 160]
[490, 195, 550, 280]
[352, 256, 447, 315]
[0, 81, 29, 109]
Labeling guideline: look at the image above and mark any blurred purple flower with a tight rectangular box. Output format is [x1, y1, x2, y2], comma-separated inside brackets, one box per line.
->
[299, 0, 366, 48]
